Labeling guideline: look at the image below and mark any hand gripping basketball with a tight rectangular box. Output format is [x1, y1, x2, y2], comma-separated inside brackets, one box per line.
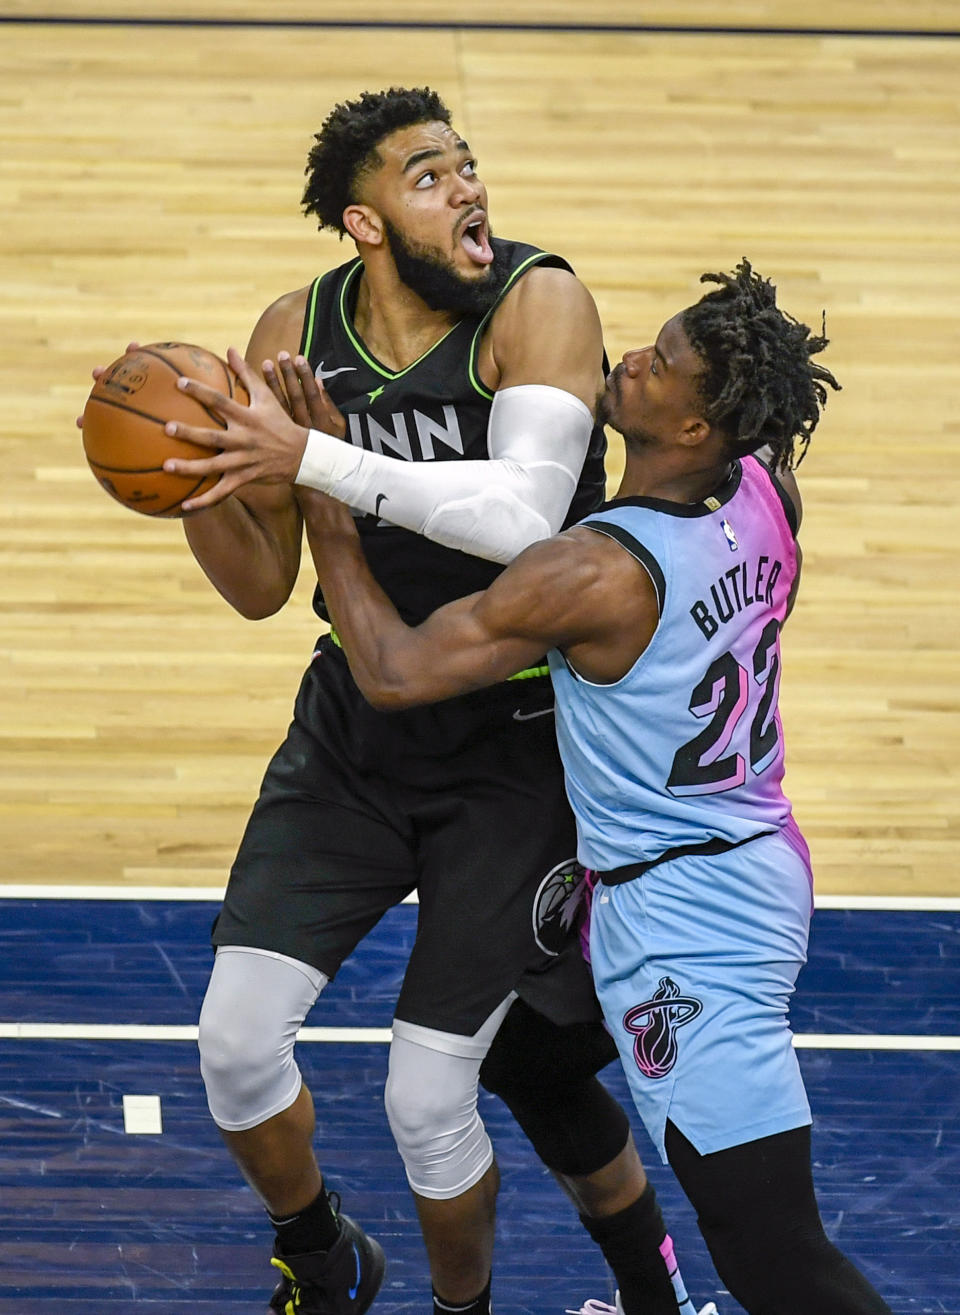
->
[162, 347, 338, 512]
[80, 342, 250, 518]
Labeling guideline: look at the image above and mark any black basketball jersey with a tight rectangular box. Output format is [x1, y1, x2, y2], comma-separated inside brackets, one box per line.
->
[299, 237, 608, 625]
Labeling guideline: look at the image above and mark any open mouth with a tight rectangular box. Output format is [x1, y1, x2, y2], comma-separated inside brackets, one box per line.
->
[459, 212, 494, 266]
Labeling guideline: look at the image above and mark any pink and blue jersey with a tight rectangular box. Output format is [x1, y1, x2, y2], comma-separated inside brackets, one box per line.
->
[548, 455, 800, 874]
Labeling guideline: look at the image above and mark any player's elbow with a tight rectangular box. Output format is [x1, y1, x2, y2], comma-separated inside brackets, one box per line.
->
[360, 685, 416, 712]
[340, 643, 428, 712]
[218, 572, 297, 620]
[233, 595, 286, 622]
[354, 672, 425, 713]
[422, 487, 554, 564]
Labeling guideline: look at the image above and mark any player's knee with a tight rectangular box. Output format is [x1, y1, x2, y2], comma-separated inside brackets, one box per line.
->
[383, 1063, 452, 1155]
[197, 949, 322, 1132]
[480, 999, 628, 1174]
[384, 1045, 493, 1199]
[480, 997, 618, 1100]
[198, 996, 302, 1132]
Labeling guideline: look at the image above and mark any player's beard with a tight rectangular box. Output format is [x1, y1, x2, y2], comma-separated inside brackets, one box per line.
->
[597, 377, 618, 428]
[384, 219, 507, 315]
[599, 366, 657, 446]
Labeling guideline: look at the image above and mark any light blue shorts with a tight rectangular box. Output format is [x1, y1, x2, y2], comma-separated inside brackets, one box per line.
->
[589, 826, 814, 1164]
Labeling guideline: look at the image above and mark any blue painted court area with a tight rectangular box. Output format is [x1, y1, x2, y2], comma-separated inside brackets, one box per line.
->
[0, 898, 957, 1313]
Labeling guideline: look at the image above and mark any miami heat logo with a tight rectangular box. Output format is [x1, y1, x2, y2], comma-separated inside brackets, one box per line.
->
[623, 977, 702, 1080]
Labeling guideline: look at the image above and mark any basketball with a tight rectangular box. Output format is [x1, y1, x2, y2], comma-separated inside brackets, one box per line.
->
[81, 342, 249, 517]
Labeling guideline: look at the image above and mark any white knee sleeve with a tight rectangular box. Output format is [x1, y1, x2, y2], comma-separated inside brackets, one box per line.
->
[384, 996, 515, 1200]
[198, 946, 326, 1132]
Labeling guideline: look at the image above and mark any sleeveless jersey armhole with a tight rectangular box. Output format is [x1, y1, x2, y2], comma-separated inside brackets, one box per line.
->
[581, 520, 666, 615]
[299, 276, 324, 358]
[750, 453, 800, 539]
[554, 519, 665, 688]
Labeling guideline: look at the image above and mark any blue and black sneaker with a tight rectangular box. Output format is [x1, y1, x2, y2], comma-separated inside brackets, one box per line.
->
[268, 1210, 386, 1315]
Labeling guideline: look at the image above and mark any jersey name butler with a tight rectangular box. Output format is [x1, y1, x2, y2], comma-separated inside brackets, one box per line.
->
[690, 555, 784, 641]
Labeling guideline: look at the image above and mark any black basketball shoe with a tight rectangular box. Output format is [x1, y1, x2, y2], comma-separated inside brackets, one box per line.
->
[268, 1211, 386, 1315]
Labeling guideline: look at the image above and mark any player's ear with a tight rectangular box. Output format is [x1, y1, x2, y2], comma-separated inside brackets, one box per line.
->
[678, 416, 711, 449]
[343, 204, 383, 247]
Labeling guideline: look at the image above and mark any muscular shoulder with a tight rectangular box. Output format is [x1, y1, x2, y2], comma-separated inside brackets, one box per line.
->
[499, 262, 596, 317]
[491, 265, 600, 352]
[555, 524, 657, 619]
[246, 285, 313, 367]
[478, 525, 654, 650]
[479, 265, 604, 404]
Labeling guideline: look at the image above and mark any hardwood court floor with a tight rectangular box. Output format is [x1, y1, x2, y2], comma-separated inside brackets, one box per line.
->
[2, 9, 959, 899]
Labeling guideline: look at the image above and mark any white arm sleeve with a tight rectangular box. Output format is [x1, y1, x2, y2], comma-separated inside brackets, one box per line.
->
[294, 383, 593, 564]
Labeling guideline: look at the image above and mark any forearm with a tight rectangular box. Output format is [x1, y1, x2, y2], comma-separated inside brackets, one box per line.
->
[183, 491, 301, 619]
[302, 513, 429, 706]
[301, 485, 582, 708]
[296, 385, 592, 564]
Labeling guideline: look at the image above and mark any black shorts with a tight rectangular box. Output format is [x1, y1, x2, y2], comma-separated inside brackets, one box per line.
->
[212, 636, 600, 1036]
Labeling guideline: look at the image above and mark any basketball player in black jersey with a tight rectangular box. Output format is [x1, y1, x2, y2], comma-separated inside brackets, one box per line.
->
[144, 88, 713, 1315]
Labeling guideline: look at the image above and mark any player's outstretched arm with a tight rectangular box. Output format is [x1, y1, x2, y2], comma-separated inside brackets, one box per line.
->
[160, 269, 605, 565]
[301, 489, 593, 706]
[299, 489, 656, 707]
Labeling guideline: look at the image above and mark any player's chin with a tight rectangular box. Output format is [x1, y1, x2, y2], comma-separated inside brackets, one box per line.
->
[597, 384, 618, 428]
[458, 262, 495, 289]
[453, 246, 495, 278]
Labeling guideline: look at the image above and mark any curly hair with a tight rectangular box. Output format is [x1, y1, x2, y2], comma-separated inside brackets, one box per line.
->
[680, 259, 841, 471]
[301, 87, 452, 235]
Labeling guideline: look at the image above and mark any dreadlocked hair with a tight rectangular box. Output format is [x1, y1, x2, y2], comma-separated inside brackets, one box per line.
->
[680, 258, 841, 471]
[301, 86, 452, 235]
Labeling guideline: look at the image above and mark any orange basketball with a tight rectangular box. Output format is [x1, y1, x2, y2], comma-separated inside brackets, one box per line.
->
[81, 342, 249, 517]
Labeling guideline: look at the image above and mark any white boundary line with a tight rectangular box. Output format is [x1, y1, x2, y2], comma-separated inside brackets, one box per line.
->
[2, 884, 959, 912]
[0, 1022, 956, 1049]
[0, 1023, 393, 1043]
[1, 889, 955, 1052]
[813, 894, 960, 911]
[0, 885, 227, 901]
[792, 1034, 960, 1051]
[0, 883, 418, 905]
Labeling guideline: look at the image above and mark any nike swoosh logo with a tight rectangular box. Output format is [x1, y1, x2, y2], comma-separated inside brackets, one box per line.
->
[348, 1243, 361, 1300]
[375, 492, 389, 517]
[315, 361, 357, 384]
[513, 707, 554, 721]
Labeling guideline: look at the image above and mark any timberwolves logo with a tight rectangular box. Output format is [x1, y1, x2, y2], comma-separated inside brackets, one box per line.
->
[532, 859, 585, 955]
[623, 977, 702, 1080]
